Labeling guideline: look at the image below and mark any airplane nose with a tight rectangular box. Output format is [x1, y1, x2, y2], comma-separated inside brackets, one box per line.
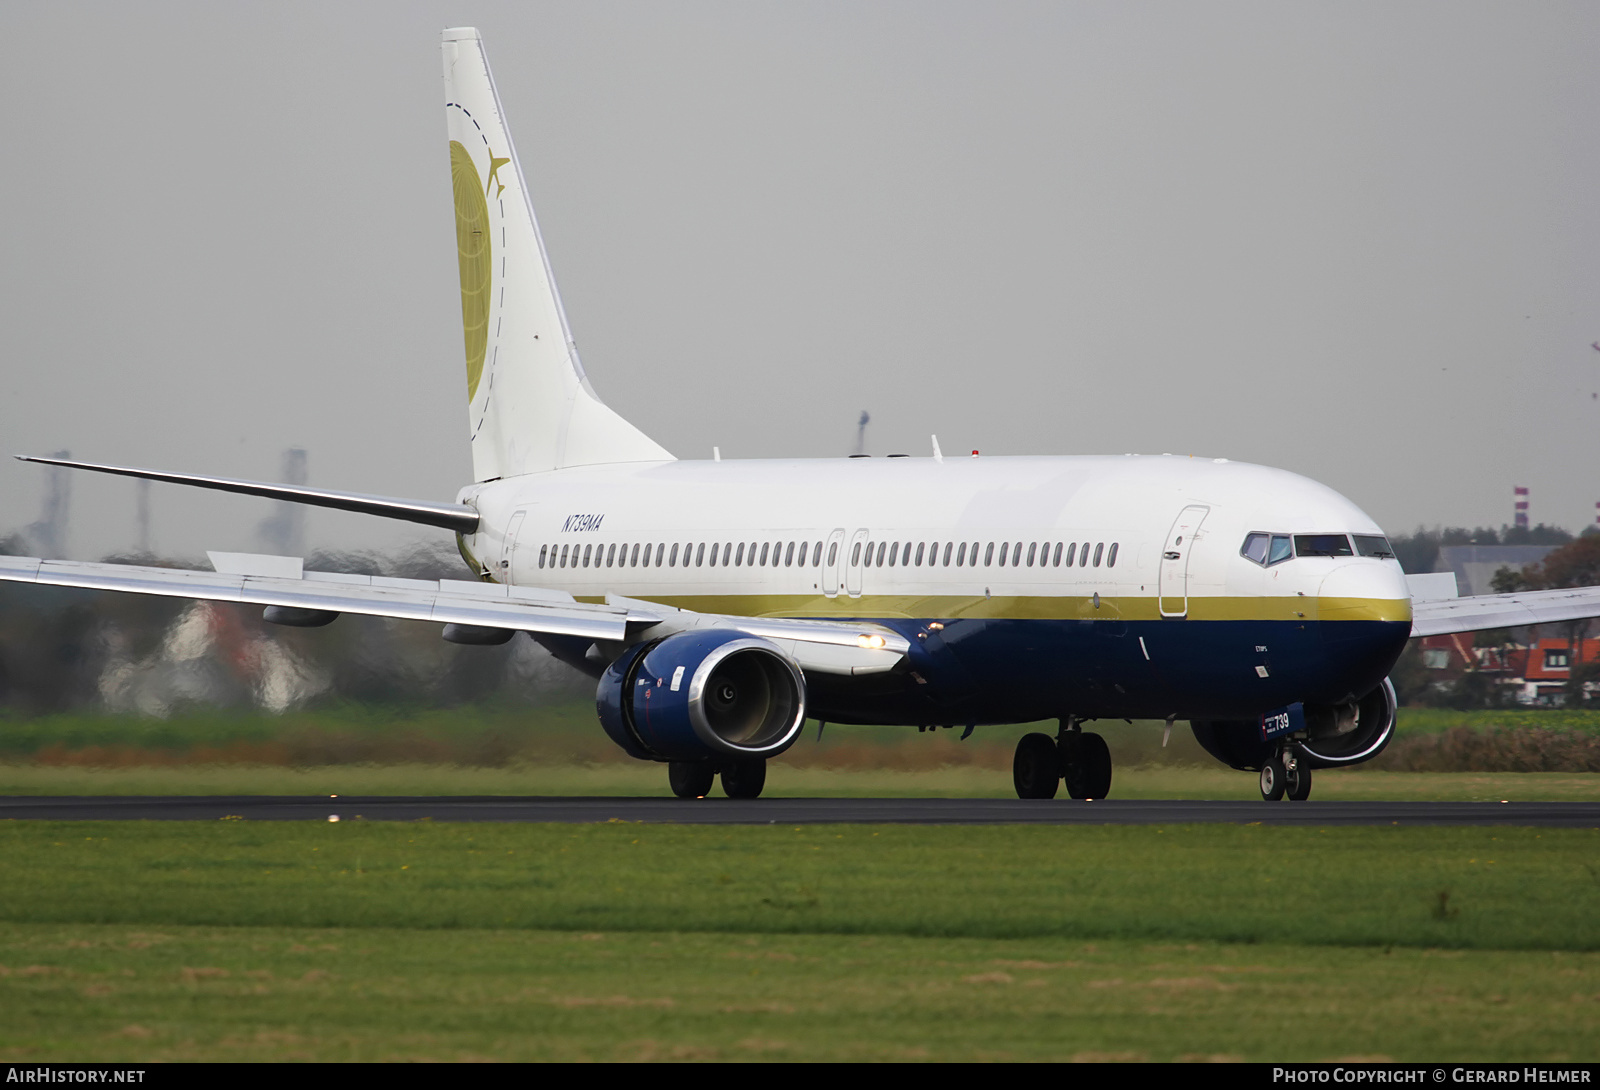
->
[1319, 562, 1412, 624]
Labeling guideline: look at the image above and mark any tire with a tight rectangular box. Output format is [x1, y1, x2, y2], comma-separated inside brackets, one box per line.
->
[1260, 756, 1287, 801]
[668, 761, 715, 799]
[1286, 763, 1312, 802]
[1013, 733, 1061, 799]
[720, 759, 767, 800]
[1066, 731, 1112, 800]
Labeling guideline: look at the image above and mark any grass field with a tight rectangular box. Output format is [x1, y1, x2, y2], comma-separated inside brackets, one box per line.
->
[1, 705, 1597, 1060]
[0, 821, 1597, 1061]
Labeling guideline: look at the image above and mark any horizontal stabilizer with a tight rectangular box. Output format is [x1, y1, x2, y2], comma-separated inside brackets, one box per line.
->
[15, 455, 479, 534]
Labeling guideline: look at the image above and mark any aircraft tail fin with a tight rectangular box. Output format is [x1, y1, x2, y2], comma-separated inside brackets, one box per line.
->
[442, 27, 673, 481]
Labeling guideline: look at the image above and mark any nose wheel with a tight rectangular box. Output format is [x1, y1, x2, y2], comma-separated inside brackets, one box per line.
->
[1259, 748, 1312, 801]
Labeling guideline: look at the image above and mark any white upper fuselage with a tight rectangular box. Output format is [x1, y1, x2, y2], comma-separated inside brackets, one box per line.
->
[458, 452, 1411, 624]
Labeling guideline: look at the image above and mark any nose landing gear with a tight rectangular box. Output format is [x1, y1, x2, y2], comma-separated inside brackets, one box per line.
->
[1012, 720, 1113, 800]
[1259, 747, 1313, 802]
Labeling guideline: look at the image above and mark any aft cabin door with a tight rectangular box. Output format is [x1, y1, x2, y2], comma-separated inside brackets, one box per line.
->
[822, 528, 846, 598]
[499, 510, 527, 582]
[1158, 505, 1209, 618]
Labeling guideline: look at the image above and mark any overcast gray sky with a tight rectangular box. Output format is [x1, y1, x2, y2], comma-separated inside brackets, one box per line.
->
[3, 2, 1598, 562]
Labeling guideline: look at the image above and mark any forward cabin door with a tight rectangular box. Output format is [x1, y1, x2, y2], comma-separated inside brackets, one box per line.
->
[1158, 505, 1209, 618]
[822, 528, 847, 597]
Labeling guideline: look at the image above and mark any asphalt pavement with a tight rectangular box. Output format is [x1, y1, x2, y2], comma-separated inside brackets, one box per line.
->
[2, 796, 1596, 825]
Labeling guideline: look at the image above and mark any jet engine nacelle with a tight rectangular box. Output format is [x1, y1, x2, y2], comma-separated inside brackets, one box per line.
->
[1190, 677, 1397, 772]
[596, 630, 807, 763]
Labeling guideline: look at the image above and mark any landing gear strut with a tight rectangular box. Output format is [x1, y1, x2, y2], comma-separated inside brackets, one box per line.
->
[1011, 721, 1113, 800]
[1259, 746, 1312, 802]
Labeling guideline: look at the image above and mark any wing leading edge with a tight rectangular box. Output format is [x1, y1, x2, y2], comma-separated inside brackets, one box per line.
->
[1410, 586, 1600, 639]
[0, 555, 907, 677]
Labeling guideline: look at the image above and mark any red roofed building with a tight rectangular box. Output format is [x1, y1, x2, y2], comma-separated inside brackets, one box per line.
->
[1416, 631, 1600, 705]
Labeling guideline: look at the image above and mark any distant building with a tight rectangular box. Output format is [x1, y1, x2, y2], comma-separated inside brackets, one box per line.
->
[1433, 544, 1561, 597]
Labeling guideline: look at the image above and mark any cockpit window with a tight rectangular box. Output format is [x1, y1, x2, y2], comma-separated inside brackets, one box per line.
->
[1241, 532, 1294, 567]
[1352, 534, 1395, 559]
[1293, 534, 1354, 558]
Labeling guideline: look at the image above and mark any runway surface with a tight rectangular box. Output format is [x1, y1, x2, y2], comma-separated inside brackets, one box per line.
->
[2, 796, 1597, 826]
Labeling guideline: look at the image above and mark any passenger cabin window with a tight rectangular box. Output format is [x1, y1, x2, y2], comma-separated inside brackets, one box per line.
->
[1294, 534, 1354, 558]
[1107, 543, 1119, 567]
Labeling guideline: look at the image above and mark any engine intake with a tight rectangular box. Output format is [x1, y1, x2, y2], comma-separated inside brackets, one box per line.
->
[1297, 677, 1396, 768]
[597, 630, 806, 762]
[1190, 677, 1397, 771]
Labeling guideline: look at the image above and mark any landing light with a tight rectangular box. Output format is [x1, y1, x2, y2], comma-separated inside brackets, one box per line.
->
[857, 634, 887, 649]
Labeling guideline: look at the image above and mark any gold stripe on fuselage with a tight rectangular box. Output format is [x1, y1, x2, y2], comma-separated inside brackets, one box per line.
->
[568, 593, 1412, 625]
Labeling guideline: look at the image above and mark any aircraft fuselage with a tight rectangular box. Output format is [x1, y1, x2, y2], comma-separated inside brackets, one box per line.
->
[458, 451, 1412, 726]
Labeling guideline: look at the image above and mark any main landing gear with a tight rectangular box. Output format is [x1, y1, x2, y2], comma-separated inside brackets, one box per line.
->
[668, 759, 767, 800]
[1013, 721, 1112, 800]
[1259, 746, 1312, 802]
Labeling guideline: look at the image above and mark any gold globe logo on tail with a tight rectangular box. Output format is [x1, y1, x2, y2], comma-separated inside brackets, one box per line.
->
[450, 140, 491, 402]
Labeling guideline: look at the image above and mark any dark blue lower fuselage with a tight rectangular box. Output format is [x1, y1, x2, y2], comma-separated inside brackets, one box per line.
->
[807, 617, 1412, 726]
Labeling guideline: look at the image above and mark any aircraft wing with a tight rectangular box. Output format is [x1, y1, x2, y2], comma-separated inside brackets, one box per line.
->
[1410, 586, 1600, 638]
[0, 554, 908, 676]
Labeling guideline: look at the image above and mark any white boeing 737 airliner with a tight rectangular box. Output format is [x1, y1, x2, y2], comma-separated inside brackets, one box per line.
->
[6, 29, 1600, 802]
